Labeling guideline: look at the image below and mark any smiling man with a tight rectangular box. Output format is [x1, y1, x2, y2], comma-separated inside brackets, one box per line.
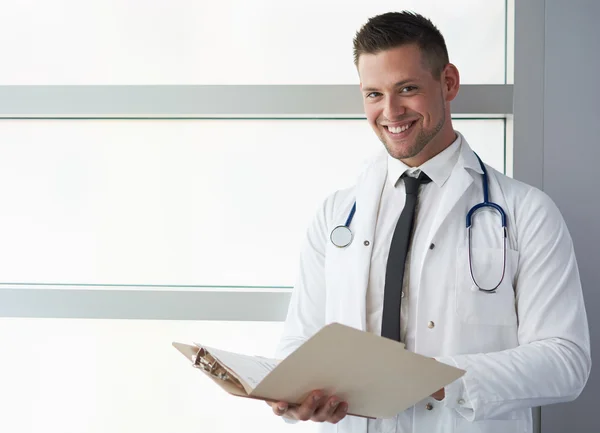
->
[359, 43, 455, 167]
[270, 11, 590, 433]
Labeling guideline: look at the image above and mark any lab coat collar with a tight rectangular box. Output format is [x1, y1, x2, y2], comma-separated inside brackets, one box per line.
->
[457, 131, 484, 175]
[425, 132, 481, 251]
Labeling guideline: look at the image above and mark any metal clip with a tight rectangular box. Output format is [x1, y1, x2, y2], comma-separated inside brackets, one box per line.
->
[192, 348, 231, 381]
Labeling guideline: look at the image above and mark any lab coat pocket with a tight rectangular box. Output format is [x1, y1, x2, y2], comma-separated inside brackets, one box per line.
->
[455, 247, 519, 326]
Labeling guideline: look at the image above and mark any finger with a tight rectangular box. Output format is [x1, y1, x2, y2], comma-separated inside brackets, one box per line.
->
[293, 391, 324, 421]
[329, 402, 349, 424]
[270, 401, 289, 417]
[312, 396, 341, 422]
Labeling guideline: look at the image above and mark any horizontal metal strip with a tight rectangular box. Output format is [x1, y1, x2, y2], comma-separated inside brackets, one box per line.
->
[0, 288, 292, 321]
[0, 282, 292, 290]
[0, 84, 513, 117]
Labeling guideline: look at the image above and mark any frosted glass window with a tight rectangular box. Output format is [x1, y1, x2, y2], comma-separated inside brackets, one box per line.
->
[0, 318, 315, 433]
[0, 0, 505, 84]
[0, 119, 503, 287]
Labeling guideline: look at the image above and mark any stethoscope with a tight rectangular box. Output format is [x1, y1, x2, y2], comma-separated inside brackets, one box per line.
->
[329, 152, 507, 293]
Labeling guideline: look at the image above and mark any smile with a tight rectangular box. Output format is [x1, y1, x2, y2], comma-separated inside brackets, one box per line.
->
[383, 120, 416, 136]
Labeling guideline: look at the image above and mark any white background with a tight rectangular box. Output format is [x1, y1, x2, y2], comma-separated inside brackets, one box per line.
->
[0, 120, 504, 287]
[0, 0, 505, 84]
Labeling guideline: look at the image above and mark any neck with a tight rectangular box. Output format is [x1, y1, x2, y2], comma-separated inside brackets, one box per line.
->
[401, 123, 457, 167]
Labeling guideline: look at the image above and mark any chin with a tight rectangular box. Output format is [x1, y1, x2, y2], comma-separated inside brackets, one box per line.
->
[384, 142, 418, 161]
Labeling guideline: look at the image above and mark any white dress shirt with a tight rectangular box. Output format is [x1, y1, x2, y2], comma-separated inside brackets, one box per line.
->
[366, 134, 461, 433]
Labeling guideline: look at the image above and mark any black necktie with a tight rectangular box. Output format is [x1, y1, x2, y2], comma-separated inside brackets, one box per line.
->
[381, 172, 431, 341]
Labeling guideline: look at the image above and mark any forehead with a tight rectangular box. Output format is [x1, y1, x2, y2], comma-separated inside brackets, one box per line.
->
[357, 44, 431, 84]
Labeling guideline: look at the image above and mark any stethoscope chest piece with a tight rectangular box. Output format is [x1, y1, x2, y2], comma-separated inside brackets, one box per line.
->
[330, 225, 353, 248]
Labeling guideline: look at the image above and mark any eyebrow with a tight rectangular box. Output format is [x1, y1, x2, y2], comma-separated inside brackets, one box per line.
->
[361, 79, 419, 93]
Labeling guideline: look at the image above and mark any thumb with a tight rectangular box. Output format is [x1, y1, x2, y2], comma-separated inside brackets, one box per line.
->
[274, 402, 289, 416]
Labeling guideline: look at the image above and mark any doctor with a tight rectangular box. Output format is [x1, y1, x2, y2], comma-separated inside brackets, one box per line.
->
[270, 11, 591, 433]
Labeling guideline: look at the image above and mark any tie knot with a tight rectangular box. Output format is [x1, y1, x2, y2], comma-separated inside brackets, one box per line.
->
[403, 171, 431, 194]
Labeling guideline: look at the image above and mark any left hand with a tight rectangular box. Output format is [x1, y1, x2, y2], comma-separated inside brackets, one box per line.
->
[267, 390, 348, 424]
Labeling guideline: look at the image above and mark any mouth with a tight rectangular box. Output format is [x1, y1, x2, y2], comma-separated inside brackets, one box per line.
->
[382, 120, 417, 139]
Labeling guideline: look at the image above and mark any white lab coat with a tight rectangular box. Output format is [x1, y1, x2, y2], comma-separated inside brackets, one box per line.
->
[276, 135, 591, 433]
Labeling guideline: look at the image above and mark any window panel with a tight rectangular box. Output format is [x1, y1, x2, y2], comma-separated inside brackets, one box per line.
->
[0, 0, 505, 84]
[0, 318, 314, 433]
[0, 119, 503, 287]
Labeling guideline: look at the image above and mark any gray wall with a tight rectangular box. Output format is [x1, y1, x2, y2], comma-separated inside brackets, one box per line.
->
[515, 1, 600, 432]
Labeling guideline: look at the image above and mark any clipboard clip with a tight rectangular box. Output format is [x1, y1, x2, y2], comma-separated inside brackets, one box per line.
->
[192, 348, 232, 382]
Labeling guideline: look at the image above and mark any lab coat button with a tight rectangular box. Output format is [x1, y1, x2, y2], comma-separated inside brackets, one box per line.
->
[429, 243, 435, 250]
[428, 321, 435, 329]
[363, 240, 370, 246]
[458, 399, 466, 405]
[425, 403, 433, 411]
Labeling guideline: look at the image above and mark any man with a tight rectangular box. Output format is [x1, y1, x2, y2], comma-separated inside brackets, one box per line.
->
[269, 11, 591, 433]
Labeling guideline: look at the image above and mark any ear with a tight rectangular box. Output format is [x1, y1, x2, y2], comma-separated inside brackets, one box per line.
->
[441, 63, 460, 102]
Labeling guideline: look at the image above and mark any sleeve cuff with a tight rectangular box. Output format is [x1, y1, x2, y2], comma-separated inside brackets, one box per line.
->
[282, 416, 299, 424]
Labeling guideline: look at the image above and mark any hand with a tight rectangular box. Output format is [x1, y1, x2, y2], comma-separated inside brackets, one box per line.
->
[267, 390, 348, 423]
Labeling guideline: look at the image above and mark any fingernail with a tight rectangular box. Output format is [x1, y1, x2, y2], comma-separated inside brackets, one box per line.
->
[330, 399, 339, 408]
[341, 404, 348, 412]
[277, 404, 287, 413]
[313, 394, 322, 403]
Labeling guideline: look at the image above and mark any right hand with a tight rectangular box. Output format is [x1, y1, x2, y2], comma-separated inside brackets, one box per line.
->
[267, 390, 348, 424]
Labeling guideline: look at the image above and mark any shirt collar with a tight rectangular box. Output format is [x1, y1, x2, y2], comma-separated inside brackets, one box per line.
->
[387, 133, 462, 188]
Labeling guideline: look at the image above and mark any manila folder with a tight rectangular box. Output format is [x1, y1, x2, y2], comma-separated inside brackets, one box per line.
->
[173, 322, 465, 419]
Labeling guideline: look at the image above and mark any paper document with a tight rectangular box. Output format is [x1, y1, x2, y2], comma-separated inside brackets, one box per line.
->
[173, 322, 465, 419]
[201, 346, 280, 390]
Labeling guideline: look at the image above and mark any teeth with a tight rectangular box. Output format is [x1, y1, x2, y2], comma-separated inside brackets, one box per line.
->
[388, 122, 413, 134]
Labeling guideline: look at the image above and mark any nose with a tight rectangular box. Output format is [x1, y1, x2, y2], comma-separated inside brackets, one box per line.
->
[382, 94, 406, 121]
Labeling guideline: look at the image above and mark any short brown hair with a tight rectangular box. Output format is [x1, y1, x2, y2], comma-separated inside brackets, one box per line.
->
[353, 11, 449, 79]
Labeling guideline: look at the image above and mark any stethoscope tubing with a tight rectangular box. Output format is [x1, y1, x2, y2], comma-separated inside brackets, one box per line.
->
[331, 152, 508, 293]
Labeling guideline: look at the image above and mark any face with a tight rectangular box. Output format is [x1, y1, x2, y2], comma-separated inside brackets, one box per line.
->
[358, 44, 459, 166]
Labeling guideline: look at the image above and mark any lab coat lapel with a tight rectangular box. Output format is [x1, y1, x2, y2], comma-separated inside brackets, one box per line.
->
[341, 152, 387, 331]
[427, 138, 482, 244]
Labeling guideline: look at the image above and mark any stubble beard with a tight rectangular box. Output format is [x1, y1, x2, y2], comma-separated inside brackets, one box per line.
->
[379, 103, 446, 162]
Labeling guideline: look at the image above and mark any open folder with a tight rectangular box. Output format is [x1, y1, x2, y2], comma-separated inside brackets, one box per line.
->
[173, 322, 465, 419]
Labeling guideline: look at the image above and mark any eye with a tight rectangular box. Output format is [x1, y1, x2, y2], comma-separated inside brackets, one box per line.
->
[365, 92, 381, 99]
[401, 86, 417, 93]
